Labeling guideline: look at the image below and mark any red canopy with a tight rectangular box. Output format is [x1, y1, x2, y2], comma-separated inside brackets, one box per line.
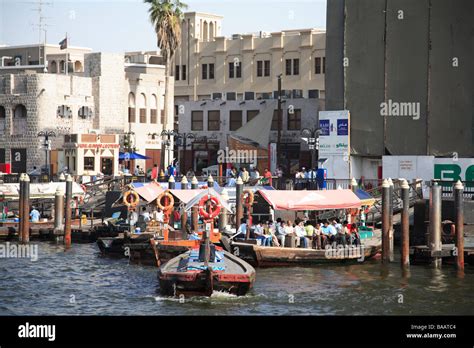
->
[257, 189, 361, 211]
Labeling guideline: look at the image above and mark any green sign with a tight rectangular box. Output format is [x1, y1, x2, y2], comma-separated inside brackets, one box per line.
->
[434, 164, 474, 187]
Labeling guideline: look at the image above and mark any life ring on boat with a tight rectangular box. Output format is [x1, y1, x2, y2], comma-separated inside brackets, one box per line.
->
[198, 195, 221, 220]
[241, 189, 254, 206]
[157, 191, 175, 211]
[123, 190, 139, 208]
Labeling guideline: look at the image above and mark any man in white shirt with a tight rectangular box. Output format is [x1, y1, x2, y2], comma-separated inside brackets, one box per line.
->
[295, 221, 309, 248]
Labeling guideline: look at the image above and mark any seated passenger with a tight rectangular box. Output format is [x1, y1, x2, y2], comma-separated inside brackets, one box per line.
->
[295, 221, 309, 248]
[312, 222, 322, 249]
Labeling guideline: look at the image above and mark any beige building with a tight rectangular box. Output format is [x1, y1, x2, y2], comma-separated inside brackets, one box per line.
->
[173, 12, 326, 174]
[0, 44, 174, 175]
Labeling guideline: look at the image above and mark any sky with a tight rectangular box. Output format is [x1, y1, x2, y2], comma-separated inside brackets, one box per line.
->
[0, 0, 327, 53]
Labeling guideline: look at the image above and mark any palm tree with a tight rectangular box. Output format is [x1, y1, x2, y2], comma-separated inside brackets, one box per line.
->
[144, 0, 187, 164]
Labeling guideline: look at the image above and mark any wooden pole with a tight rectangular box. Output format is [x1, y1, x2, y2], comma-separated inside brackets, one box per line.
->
[454, 180, 464, 272]
[381, 179, 391, 263]
[64, 174, 73, 248]
[350, 177, 358, 192]
[236, 177, 244, 229]
[18, 174, 25, 242]
[218, 188, 229, 233]
[22, 174, 30, 243]
[191, 176, 199, 232]
[54, 187, 64, 230]
[180, 176, 188, 239]
[429, 181, 442, 268]
[207, 174, 214, 190]
[388, 178, 394, 262]
[400, 179, 410, 268]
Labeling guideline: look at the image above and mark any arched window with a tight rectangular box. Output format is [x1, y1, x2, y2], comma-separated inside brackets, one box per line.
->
[60, 60, 66, 73]
[50, 61, 57, 74]
[128, 92, 136, 123]
[150, 94, 158, 124]
[209, 22, 214, 41]
[57, 105, 72, 118]
[203, 21, 208, 42]
[13, 104, 27, 118]
[74, 61, 83, 72]
[138, 93, 147, 123]
[78, 106, 93, 119]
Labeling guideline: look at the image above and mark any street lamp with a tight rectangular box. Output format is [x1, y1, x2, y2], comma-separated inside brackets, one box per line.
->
[174, 132, 196, 176]
[301, 127, 322, 187]
[161, 130, 176, 169]
[37, 130, 56, 179]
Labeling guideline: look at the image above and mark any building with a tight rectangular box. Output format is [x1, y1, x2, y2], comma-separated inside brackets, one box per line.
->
[325, 0, 474, 179]
[174, 12, 326, 174]
[0, 44, 174, 175]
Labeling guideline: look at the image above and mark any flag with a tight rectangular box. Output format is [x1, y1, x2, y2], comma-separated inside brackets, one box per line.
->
[59, 37, 68, 50]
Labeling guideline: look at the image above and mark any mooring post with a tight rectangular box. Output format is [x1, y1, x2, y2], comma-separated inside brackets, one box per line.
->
[22, 174, 30, 244]
[180, 176, 188, 239]
[388, 178, 394, 262]
[207, 174, 214, 190]
[350, 177, 358, 192]
[54, 187, 64, 230]
[429, 180, 442, 268]
[168, 175, 175, 190]
[59, 173, 65, 182]
[381, 179, 391, 263]
[18, 173, 25, 242]
[64, 174, 73, 248]
[219, 188, 229, 233]
[236, 177, 244, 229]
[400, 179, 410, 268]
[454, 180, 464, 271]
[191, 176, 199, 232]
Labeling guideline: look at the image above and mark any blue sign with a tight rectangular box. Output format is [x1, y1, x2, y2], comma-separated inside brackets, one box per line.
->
[337, 119, 348, 136]
[319, 120, 330, 136]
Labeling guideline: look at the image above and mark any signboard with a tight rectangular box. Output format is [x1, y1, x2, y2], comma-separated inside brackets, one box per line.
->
[318, 110, 350, 179]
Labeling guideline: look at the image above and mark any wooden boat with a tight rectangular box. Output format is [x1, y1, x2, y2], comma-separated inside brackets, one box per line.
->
[158, 246, 256, 296]
[227, 233, 382, 267]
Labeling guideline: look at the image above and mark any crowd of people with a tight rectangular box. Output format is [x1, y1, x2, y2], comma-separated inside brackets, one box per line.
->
[235, 217, 361, 249]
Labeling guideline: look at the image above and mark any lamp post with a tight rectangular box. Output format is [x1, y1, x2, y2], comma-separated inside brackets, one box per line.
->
[301, 127, 321, 188]
[174, 132, 196, 176]
[277, 74, 282, 171]
[161, 130, 176, 170]
[37, 130, 56, 179]
[122, 131, 136, 171]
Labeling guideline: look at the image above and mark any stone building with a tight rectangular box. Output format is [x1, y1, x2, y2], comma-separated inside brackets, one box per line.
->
[173, 12, 326, 174]
[0, 45, 173, 175]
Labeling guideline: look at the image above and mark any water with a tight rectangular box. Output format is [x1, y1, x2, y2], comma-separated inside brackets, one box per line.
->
[1, 242, 473, 315]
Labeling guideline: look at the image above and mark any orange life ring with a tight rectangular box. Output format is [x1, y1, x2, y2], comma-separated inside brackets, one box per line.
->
[241, 189, 254, 206]
[157, 191, 175, 211]
[123, 190, 139, 208]
[198, 195, 221, 220]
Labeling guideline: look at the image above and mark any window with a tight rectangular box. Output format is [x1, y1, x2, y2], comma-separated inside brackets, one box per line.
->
[271, 110, 280, 131]
[84, 157, 95, 171]
[202, 64, 208, 80]
[293, 59, 299, 75]
[175, 65, 180, 81]
[191, 111, 203, 131]
[182, 65, 187, 80]
[128, 107, 136, 123]
[140, 108, 146, 123]
[0, 106, 5, 133]
[150, 109, 157, 124]
[308, 89, 320, 99]
[292, 89, 303, 99]
[229, 110, 243, 131]
[257, 60, 263, 77]
[161, 110, 166, 125]
[264, 60, 270, 76]
[229, 62, 234, 78]
[209, 63, 215, 79]
[236, 63, 241, 78]
[78, 106, 93, 119]
[13, 104, 27, 118]
[323, 57, 326, 74]
[212, 93, 222, 100]
[315, 57, 322, 74]
[247, 110, 259, 123]
[244, 92, 255, 100]
[226, 92, 236, 101]
[285, 59, 292, 75]
[287, 109, 301, 130]
[208, 110, 220, 131]
[229, 61, 241, 78]
[57, 105, 72, 118]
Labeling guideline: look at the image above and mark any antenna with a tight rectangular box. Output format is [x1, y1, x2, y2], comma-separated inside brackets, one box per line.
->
[28, 0, 53, 68]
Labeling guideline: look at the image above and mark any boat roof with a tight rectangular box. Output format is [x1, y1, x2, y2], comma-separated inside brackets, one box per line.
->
[256, 189, 361, 211]
[0, 182, 85, 200]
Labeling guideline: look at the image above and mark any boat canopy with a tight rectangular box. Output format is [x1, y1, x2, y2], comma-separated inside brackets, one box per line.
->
[130, 181, 164, 203]
[355, 188, 376, 207]
[257, 189, 361, 211]
[183, 188, 232, 213]
[0, 182, 85, 201]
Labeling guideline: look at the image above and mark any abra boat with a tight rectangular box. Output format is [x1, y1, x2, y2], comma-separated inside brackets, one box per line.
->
[158, 246, 255, 296]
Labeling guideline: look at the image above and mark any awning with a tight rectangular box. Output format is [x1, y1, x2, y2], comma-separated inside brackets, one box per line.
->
[229, 101, 276, 149]
[169, 189, 202, 204]
[119, 152, 150, 160]
[0, 182, 85, 201]
[183, 188, 232, 213]
[355, 188, 376, 207]
[130, 181, 164, 203]
[257, 189, 361, 211]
